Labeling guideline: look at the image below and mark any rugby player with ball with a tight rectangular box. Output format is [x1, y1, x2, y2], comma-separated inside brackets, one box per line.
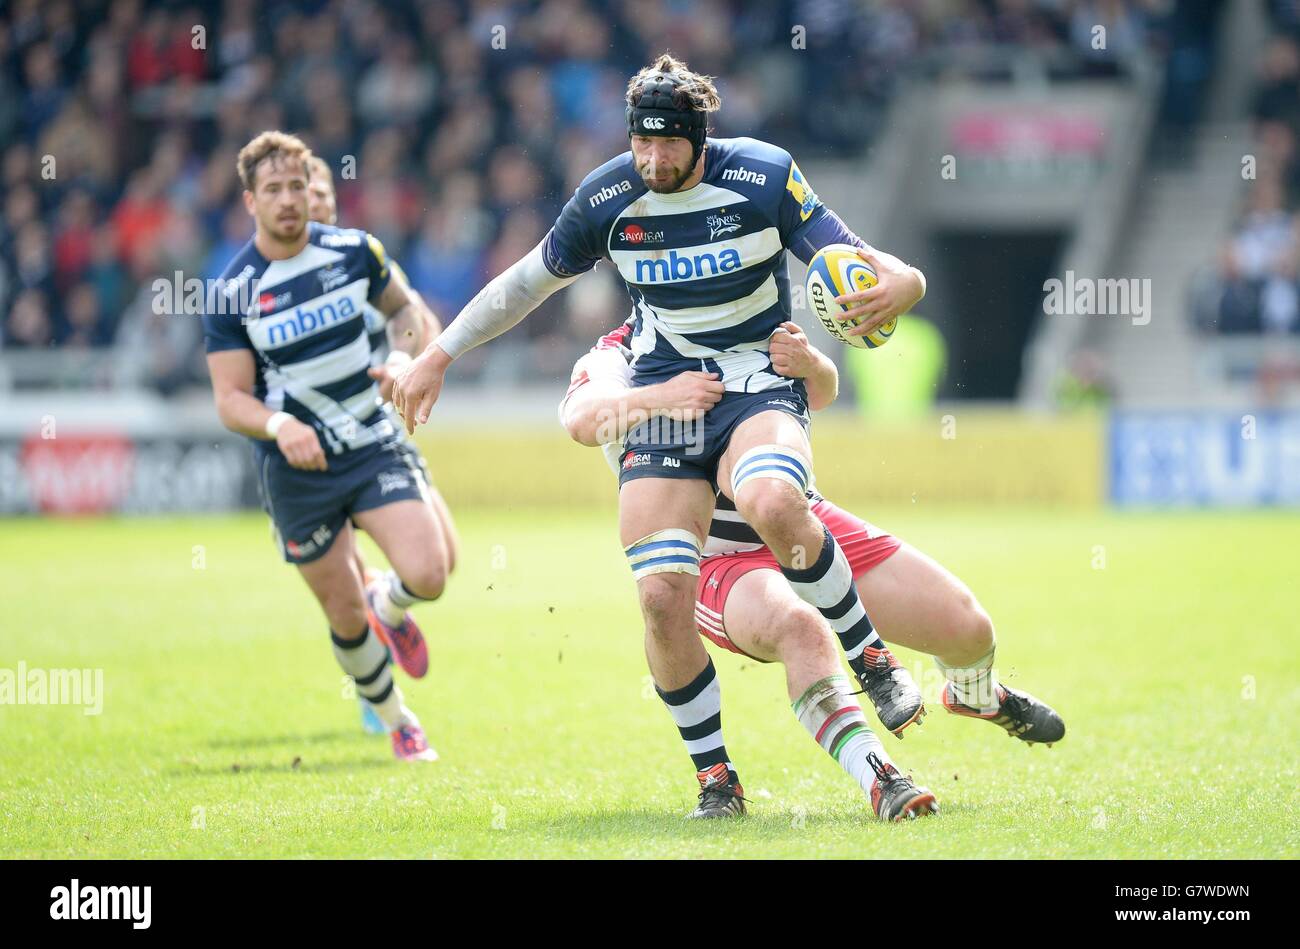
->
[397, 54, 964, 813]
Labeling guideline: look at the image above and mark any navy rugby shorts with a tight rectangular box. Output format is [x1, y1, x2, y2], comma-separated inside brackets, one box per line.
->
[617, 384, 810, 491]
[256, 438, 430, 564]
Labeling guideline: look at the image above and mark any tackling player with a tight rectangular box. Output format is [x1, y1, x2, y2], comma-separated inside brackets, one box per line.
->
[202, 132, 452, 762]
[305, 155, 460, 736]
[560, 319, 1065, 819]
[396, 54, 930, 807]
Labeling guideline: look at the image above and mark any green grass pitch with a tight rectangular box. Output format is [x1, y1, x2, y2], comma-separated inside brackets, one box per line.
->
[2, 505, 1297, 858]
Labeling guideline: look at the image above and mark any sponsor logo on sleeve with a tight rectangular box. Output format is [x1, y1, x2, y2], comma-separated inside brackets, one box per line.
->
[785, 161, 818, 223]
[365, 234, 389, 280]
[589, 179, 633, 208]
[320, 232, 362, 248]
[721, 167, 767, 186]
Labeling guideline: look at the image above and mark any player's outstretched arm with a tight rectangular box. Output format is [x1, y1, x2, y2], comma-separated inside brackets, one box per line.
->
[769, 322, 838, 410]
[368, 265, 442, 402]
[393, 238, 578, 433]
[561, 354, 724, 447]
[206, 349, 326, 470]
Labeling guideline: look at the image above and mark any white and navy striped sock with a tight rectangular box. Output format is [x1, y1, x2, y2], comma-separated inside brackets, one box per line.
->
[374, 570, 430, 627]
[330, 625, 411, 731]
[780, 527, 884, 670]
[655, 658, 734, 777]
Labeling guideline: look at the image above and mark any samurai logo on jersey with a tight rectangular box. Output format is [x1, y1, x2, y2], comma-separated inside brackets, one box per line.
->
[619, 224, 665, 244]
[256, 290, 293, 316]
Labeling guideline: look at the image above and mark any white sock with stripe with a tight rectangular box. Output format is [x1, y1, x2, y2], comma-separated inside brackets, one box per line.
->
[374, 570, 427, 627]
[654, 658, 734, 777]
[330, 625, 413, 731]
[938, 647, 1001, 713]
[793, 674, 891, 798]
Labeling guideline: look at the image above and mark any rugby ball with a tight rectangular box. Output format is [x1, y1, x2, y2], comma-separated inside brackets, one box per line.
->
[804, 243, 896, 349]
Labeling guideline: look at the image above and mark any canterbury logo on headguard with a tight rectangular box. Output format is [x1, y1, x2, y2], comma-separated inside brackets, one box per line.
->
[642, 117, 665, 130]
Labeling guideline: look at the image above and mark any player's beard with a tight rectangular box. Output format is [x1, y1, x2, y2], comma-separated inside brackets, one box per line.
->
[638, 158, 693, 194]
[265, 210, 306, 245]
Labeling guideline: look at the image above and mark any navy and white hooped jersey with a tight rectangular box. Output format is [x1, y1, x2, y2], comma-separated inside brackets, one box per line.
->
[542, 136, 861, 391]
[202, 222, 398, 457]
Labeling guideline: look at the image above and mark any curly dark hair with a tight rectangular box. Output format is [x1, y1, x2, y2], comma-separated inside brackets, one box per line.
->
[626, 52, 722, 115]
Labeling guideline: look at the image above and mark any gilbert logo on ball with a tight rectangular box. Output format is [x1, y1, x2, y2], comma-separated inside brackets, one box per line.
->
[805, 243, 897, 349]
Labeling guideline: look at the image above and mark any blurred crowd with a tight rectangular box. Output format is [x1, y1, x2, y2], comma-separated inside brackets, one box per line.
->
[1, 0, 1193, 391]
[1201, 1, 1300, 337]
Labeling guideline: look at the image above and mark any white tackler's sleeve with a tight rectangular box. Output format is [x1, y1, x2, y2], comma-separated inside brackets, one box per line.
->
[557, 347, 635, 477]
[434, 238, 578, 360]
[556, 347, 635, 425]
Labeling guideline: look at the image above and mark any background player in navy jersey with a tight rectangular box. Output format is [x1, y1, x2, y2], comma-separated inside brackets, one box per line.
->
[559, 319, 1066, 819]
[305, 155, 460, 736]
[202, 131, 451, 762]
[394, 54, 932, 809]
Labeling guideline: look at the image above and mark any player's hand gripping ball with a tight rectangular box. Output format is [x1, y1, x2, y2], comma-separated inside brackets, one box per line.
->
[804, 243, 898, 349]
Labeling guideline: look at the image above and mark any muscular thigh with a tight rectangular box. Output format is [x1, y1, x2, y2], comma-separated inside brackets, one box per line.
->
[619, 476, 715, 547]
[855, 542, 988, 655]
[721, 567, 824, 663]
[425, 483, 459, 571]
[717, 409, 813, 502]
[296, 520, 367, 623]
[352, 499, 447, 580]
